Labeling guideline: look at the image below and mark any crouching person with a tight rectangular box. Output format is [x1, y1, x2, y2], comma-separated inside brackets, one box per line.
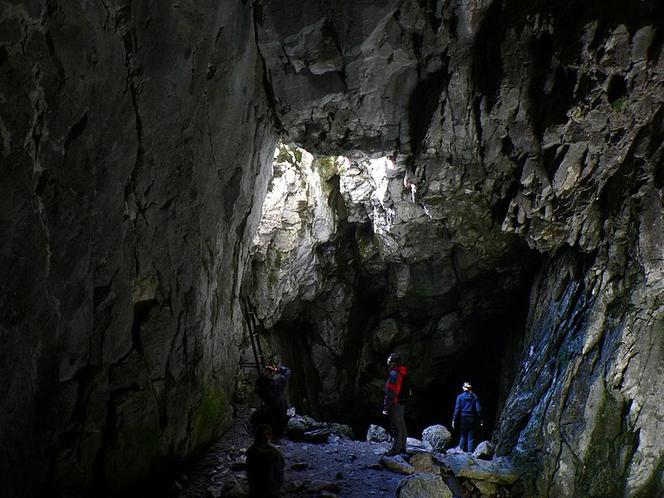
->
[246, 424, 285, 498]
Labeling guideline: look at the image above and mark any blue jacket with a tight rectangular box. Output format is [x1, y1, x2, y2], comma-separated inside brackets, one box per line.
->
[453, 391, 482, 422]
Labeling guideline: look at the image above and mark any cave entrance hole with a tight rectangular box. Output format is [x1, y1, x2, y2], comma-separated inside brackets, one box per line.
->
[242, 142, 542, 444]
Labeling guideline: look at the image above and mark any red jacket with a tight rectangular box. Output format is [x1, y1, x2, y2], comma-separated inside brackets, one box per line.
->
[384, 364, 407, 410]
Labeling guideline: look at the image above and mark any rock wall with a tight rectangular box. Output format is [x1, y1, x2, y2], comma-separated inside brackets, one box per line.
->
[2, 0, 663, 496]
[245, 140, 537, 426]
[495, 178, 664, 497]
[253, 0, 664, 495]
[0, 1, 275, 495]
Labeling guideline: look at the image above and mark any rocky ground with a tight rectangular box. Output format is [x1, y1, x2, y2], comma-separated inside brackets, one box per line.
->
[172, 411, 516, 498]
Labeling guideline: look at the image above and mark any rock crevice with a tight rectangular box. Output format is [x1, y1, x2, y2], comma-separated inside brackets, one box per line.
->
[2, 0, 664, 497]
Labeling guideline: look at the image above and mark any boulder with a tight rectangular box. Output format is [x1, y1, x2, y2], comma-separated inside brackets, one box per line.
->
[434, 452, 519, 485]
[287, 414, 319, 432]
[473, 441, 495, 460]
[380, 455, 415, 475]
[288, 414, 353, 441]
[366, 424, 391, 442]
[396, 473, 453, 498]
[422, 425, 452, 452]
[472, 480, 499, 496]
[329, 423, 354, 439]
[406, 437, 427, 451]
[409, 452, 437, 474]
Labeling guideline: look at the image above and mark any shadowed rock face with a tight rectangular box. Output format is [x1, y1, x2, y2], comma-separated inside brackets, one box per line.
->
[2, 0, 664, 497]
[250, 0, 664, 496]
[0, 1, 275, 495]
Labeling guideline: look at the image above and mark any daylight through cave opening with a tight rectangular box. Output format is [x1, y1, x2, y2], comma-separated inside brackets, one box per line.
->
[241, 141, 542, 439]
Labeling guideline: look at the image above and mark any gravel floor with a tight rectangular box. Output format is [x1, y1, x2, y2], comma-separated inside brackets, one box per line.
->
[171, 406, 483, 498]
[173, 415, 412, 498]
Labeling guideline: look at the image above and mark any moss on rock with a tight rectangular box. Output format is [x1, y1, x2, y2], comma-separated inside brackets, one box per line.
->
[191, 385, 231, 448]
[575, 390, 637, 497]
[313, 155, 339, 181]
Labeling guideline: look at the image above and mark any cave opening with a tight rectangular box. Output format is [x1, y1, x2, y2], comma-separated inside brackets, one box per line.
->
[242, 141, 542, 445]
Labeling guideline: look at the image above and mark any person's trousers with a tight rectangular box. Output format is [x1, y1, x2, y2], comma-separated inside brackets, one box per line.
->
[388, 403, 407, 453]
[459, 416, 475, 452]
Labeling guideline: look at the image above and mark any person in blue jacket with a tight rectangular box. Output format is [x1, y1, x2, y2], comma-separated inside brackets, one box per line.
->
[452, 382, 483, 452]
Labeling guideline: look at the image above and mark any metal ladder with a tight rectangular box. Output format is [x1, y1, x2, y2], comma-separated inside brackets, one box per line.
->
[240, 297, 266, 372]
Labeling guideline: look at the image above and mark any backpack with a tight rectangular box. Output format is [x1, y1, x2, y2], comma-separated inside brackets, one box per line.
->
[398, 373, 413, 406]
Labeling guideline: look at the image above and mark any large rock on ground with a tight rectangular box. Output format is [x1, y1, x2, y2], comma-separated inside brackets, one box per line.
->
[422, 425, 452, 452]
[473, 441, 495, 460]
[287, 414, 353, 441]
[380, 455, 415, 475]
[366, 424, 391, 443]
[435, 452, 519, 486]
[409, 452, 438, 474]
[406, 438, 427, 452]
[396, 473, 453, 498]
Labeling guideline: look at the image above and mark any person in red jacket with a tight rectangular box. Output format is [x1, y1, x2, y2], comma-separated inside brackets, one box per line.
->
[382, 353, 407, 456]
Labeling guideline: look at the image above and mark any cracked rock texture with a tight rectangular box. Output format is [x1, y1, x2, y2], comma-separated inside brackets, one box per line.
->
[2, 0, 664, 497]
[0, 1, 275, 496]
[244, 142, 536, 427]
[252, 0, 664, 496]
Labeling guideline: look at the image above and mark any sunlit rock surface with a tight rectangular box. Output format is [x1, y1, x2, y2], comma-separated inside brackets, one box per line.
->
[253, 0, 664, 496]
[244, 142, 536, 424]
[2, 0, 664, 496]
[249, 144, 338, 328]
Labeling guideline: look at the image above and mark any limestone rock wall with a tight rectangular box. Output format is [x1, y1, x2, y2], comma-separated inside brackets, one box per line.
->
[254, 0, 664, 495]
[2, 0, 663, 496]
[248, 143, 339, 329]
[495, 180, 664, 497]
[0, 1, 275, 495]
[245, 140, 537, 425]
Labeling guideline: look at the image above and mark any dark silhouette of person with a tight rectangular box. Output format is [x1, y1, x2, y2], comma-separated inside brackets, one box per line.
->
[246, 424, 284, 498]
[452, 381, 483, 452]
[250, 364, 291, 437]
[382, 353, 408, 456]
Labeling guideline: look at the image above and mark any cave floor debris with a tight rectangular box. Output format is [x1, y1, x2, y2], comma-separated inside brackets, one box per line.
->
[171, 411, 490, 498]
[173, 415, 407, 497]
